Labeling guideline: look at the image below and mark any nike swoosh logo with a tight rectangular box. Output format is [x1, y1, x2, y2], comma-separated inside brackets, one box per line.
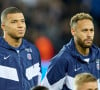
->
[4, 55, 10, 60]
[74, 67, 81, 71]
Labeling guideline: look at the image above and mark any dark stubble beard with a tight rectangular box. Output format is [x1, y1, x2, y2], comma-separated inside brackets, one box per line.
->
[77, 38, 93, 48]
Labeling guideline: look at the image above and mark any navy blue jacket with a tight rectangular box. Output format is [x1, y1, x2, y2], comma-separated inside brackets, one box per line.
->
[0, 37, 41, 90]
[42, 38, 100, 90]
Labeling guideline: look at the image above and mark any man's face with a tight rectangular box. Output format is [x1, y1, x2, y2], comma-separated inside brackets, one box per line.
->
[1, 13, 26, 39]
[72, 19, 94, 48]
[77, 82, 98, 90]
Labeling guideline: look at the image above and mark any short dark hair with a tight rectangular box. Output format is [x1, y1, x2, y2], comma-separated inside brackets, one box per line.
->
[1, 7, 22, 23]
[32, 86, 49, 90]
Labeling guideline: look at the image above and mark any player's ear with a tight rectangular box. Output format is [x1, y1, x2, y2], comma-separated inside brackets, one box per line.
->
[71, 28, 75, 36]
[1, 23, 6, 31]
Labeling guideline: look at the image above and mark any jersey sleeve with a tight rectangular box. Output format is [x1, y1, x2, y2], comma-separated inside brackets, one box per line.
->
[41, 55, 68, 90]
[35, 46, 42, 85]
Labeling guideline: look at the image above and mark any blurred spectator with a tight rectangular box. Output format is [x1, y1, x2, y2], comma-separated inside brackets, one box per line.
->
[90, 0, 100, 21]
[35, 36, 55, 61]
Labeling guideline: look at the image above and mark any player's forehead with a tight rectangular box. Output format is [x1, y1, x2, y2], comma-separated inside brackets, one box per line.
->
[6, 13, 25, 20]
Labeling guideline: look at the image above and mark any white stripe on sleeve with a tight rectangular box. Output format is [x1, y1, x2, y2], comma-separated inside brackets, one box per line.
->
[0, 65, 19, 81]
[26, 63, 41, 80]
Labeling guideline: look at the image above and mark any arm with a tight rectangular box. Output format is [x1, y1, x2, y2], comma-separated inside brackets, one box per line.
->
[41, 55, 68, 90]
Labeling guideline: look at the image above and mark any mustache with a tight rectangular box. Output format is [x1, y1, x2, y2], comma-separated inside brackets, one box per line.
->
[84, 38, 93, 41]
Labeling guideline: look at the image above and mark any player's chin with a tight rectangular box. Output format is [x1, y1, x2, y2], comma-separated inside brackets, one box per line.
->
[18, 34, 25, 37]
[84, 44, 92, 48]
[17, 35, 25, 38]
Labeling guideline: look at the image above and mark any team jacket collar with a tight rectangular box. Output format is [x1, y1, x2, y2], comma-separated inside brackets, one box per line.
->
[0, 37, 28, 50]
[65, 38, 99, 62]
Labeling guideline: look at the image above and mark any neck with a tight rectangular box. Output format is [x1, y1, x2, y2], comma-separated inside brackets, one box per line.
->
[75, 43, 89, 56]
[4, 36, 22, 48]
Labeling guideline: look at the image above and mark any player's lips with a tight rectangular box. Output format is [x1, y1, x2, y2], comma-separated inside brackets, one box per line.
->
[18, 30, 25, 34]
[85, 39, 92, 43]
[18, 30, 24, 32]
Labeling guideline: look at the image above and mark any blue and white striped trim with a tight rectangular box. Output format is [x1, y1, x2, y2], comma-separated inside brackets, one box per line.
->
[26, 63, 41, 80]
[0, 65, 19, 81]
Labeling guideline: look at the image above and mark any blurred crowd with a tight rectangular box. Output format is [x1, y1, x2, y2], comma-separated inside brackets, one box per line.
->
[0, 0, 100, 60]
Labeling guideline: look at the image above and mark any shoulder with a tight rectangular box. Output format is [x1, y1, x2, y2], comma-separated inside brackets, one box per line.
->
[91, 44, 100, 53]
[23, 39, 41, 63]
[91, 44, 100, 58]
[23, 39, 40, 54]
[50, 45, 71, 66]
